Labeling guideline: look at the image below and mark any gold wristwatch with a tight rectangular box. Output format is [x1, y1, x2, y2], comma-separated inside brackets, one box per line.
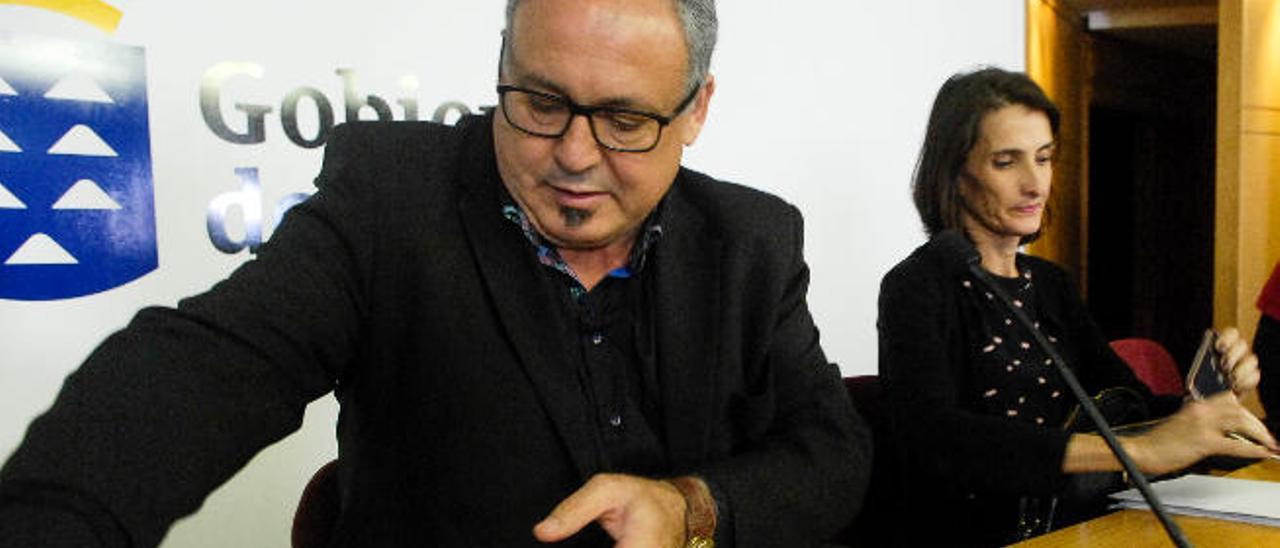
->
[666, 476, 717, 548]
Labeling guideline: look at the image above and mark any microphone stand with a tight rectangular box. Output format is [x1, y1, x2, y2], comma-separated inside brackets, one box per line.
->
[968, 263, 1193, 548]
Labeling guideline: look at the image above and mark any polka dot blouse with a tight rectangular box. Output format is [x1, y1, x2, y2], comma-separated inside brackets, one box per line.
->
[961, 266, 1071, 428]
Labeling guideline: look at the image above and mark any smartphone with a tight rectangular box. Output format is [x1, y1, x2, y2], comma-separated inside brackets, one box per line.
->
[1187, 329, 1230, 400]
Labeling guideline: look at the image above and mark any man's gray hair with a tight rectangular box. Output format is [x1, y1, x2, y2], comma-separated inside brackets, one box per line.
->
[503, 0, 717, 95]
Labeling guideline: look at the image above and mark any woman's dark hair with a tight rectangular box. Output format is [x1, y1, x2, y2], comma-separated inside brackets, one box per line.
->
[911, 67, 1060, 242]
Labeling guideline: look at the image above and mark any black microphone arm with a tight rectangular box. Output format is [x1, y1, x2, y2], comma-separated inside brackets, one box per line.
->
[957, 242, 1192, 548]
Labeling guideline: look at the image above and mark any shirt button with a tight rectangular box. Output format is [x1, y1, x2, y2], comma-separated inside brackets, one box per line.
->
[609, 414, 623, 427]
[591, 333, 604, 345]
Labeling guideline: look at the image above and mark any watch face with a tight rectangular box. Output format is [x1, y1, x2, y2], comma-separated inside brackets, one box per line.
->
[1187, 329, 1229, 400]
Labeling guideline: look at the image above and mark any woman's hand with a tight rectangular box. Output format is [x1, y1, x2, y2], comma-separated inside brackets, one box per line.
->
[1216, 327, 1260, 395]
[1127, 392, 1277, 476]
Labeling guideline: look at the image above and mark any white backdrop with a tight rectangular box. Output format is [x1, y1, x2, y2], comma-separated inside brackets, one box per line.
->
[0, 2, 1023, 546]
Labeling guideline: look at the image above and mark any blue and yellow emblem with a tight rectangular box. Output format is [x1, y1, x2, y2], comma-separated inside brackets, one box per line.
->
[0, 1, 158, 300]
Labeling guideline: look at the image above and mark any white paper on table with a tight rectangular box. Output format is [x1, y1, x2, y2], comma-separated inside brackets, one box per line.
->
[1110, 474, 1280, 528]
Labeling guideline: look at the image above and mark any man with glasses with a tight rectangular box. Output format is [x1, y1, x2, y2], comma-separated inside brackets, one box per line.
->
[0, 1, 869, 547]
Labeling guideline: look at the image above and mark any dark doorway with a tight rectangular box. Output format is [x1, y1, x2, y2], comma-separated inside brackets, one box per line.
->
[1086, 30, 1217, 368]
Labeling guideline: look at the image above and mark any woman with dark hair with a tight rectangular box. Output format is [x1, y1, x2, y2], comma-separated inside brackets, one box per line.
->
[877, 67, 1277, 546]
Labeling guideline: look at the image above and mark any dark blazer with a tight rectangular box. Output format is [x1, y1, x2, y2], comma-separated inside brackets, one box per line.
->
[0, 115, 869, 547]
[1258, 262, 1280, 430]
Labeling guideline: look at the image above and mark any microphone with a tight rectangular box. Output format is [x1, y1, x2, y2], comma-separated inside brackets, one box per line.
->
[933, 229, 1192, 548]
[931, 229, 981, 268]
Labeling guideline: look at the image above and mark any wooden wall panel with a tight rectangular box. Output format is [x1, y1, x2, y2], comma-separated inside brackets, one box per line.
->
[1217, 0, 1280, 344]
[1026, 0, 1092, 287]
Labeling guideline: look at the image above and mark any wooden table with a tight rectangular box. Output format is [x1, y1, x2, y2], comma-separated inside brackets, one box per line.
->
[1013, 459, 1280, 547]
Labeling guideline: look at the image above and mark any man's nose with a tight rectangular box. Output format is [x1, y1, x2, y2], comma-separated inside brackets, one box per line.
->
[553, 114, 603, 174]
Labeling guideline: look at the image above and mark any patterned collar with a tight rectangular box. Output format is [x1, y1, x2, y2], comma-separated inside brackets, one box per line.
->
[498, 186, 665, 291]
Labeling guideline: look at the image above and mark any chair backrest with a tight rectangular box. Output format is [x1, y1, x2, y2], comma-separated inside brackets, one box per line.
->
[835, 375, 894, 546]
[292, 459, 340, 548]
[844, 375, 883, 428]
[1109, 338, 1185, 396]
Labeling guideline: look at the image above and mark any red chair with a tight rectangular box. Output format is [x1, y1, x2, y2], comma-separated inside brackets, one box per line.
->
[843, 375, 883, 428]
[834, 375, 893, 546]
[1110, 338, 1185, 396]
[292, 459, 340, 548]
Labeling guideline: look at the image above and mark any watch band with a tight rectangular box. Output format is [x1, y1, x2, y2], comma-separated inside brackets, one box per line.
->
[666, 476, 717, 548]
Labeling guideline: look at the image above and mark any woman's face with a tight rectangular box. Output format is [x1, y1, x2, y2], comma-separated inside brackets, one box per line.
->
[959, 104, 1055, 244]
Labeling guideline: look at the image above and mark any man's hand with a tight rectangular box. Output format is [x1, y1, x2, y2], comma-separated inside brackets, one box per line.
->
[1216, 327, 1261, 394]
[533, 473, 687, 547]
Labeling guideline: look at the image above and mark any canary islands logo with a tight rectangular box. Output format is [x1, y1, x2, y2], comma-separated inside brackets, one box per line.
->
[0, 1, 157, 300]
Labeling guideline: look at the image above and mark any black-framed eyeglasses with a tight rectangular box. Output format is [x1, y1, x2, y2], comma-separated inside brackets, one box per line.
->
[496, 83, 700, 153]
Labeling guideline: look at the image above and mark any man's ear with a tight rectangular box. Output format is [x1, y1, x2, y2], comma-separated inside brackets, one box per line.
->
[679, 74, 715, 146]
